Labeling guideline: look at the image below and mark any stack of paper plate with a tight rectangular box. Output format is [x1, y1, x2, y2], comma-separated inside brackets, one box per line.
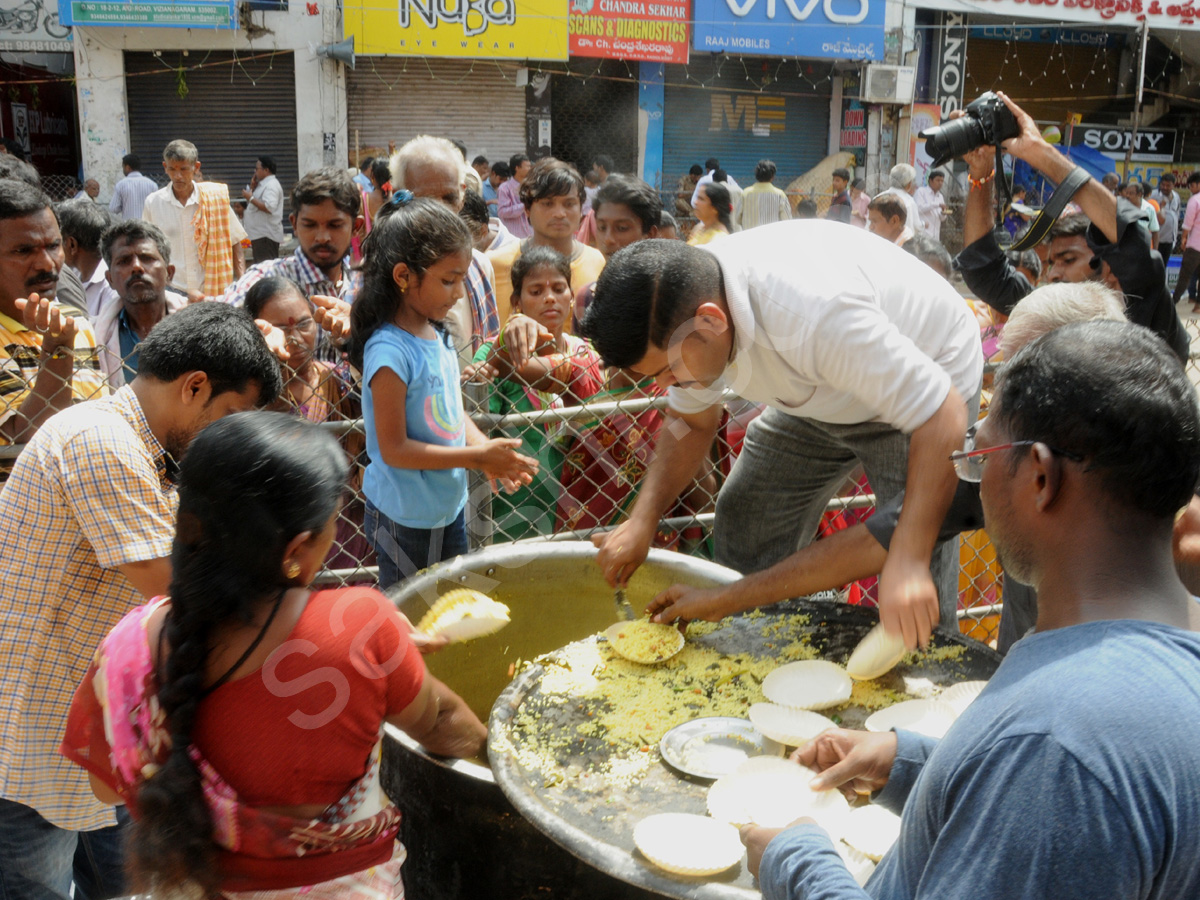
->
[707, 757, 850, 832]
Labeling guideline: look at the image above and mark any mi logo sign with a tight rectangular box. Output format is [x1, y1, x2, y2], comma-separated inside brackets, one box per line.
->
[709, 94, 785, 135]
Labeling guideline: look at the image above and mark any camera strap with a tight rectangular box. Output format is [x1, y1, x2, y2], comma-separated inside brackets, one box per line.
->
[1009, 166, 1092, 252]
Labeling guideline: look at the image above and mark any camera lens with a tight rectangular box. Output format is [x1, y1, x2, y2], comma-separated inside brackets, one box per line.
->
[920, 117, 986, 167]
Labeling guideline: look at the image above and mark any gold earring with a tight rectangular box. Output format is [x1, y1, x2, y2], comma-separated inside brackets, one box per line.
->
[284, 560, 301, 579]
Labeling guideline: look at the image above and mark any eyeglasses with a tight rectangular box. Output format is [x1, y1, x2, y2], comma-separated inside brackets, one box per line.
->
[949, 427, 1083, 483]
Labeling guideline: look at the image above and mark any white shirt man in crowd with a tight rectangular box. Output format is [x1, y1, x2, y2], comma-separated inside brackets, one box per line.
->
[914, 169, 947, 241]
[879, 164, 924, 236]
[108, 154, 159, 221]
[143, 139, 246, 302]
[691, 156, 741, 208]
[241, 155, 285, 264]
[585, 221, 982, 649]
[1150, 173, 1179, 257]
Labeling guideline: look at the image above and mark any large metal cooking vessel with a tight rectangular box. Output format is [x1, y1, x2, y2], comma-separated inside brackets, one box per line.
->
[383, 540, 743, 900]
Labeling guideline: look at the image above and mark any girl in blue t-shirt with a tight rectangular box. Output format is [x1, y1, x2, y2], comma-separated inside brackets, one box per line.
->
[350, 197, 538, 588]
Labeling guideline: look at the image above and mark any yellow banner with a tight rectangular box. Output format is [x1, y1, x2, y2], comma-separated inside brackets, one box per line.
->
[346, 0, 568, 59]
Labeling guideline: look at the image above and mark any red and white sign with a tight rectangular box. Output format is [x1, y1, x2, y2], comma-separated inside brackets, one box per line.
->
[909, 0, 1199, 31]
[569, 0, 689, 63]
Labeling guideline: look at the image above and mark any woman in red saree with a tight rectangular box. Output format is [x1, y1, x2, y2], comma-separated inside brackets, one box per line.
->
[61, 412, 485, 899]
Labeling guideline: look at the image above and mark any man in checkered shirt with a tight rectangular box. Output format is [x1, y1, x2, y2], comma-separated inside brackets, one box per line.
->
[0, 303, 281, 898]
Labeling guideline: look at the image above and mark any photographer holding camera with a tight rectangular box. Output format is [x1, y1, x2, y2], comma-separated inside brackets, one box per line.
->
[946, 91, 1188, 362]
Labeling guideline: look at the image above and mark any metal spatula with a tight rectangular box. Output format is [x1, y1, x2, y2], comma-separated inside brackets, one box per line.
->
[614, 586, 636, 621]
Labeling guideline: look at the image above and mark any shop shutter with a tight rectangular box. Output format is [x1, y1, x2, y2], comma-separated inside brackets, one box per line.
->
[347, 58, 526, 166]
[124, 51, 300, 206]
[663, 58, 831, 194]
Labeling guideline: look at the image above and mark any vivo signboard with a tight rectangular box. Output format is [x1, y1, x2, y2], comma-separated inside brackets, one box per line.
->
[691, 0, 884, 59]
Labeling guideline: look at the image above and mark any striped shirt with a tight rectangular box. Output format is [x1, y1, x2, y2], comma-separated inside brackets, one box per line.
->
[739, 181, 793, 230]
[221, 247, 357, 363]
[107, 171, 159, 221]
[0, 386, 177, 830]
[0, 305, 107, 446]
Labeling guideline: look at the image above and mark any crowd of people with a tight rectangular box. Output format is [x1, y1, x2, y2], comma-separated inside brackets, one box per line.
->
[0, 86, 1199, 900]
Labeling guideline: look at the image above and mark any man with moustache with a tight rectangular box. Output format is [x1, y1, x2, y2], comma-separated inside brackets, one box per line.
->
[93, 220, 187, 389]
[0, 180, 106, 451]
[221, 167, 362, 362]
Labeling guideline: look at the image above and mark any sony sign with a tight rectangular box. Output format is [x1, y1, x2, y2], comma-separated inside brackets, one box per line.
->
[1071, 125, 1177, 163]
[932, 11, 967, 116]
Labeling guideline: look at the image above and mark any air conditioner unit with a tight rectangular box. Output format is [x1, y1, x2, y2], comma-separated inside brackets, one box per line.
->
[862, 65, 916, 105]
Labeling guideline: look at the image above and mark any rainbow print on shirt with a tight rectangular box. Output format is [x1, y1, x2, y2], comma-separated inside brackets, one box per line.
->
[425, 393, 464, 441]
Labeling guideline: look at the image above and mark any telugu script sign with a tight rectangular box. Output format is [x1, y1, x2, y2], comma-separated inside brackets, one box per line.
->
[569, 0, 689, 63]
[909, 0, 1200, 32]
[691, 0, 884, 59]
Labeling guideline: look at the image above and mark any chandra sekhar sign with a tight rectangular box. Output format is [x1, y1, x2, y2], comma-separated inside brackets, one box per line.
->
[691, 0, 884, 59]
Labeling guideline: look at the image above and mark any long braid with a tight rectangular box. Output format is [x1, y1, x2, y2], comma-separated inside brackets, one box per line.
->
[124, 412, 349, 896]
[127, 599, 222, 896]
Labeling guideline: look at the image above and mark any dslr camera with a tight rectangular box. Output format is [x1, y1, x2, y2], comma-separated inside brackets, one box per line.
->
[919, 92, 1021, 167]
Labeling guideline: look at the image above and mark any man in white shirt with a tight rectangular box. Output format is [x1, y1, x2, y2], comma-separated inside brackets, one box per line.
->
[72, 180, 99, 203]
[691, 156, 741, 208]
[241, 155, 285, 263]
[57, 198, 119, 318]
[142, 139, 246, 303]
[1150, 173, 1180, 258]
[914, 169, 947, 241]
[582, 222, 982, 649]
[878, 163, 924, 235]
[108, 154, 159, 221]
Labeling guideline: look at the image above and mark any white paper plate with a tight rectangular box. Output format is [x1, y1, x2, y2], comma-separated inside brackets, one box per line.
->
[839, 804, 902, 861]
[417, 588, 510, 643]
[604, 620, 685, 665]
[845, 624, 908, 681]
[864, 699, 958, 739]
[762, 660, 853, 710]
[939, 680, 988, 716]
[707, 757, 849, 831]
[633, 813, 744, 876]
[748, 703, 835, 747]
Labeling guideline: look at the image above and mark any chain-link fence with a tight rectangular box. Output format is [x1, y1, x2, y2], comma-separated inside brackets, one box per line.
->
[9, 252, 1200, 653]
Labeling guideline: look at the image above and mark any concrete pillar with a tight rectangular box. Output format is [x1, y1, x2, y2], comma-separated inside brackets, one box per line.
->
[73, 29, 129, 199]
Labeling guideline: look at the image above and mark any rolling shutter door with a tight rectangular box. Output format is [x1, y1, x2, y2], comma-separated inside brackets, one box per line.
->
[124, 51, 299, 206]
[347, 58, 526, 165]
[663, 59, 830, 194]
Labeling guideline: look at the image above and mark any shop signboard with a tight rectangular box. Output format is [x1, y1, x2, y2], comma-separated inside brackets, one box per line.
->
[691, 0, 884, 59]
[59, 0, 235, 27]
[570, 0, 689, 63]
[909, 0, 1200, 33]
[345, 0, 568, 59]
[1067, 124, 1177, 163]
[1, 0, 70, 50]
